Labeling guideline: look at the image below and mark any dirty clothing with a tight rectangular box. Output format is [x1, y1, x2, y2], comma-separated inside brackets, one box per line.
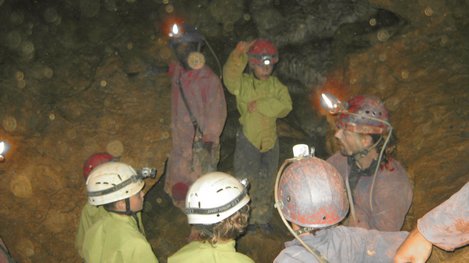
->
[234, 129, 279, 224]
[274, 226, 408, 263]
[223, 51, 292, 153]
[0, 238, 15, 263]
[327, 153, 412, 231]
[75, 203, 145, 257]
[82, 212, 157, 263]
[223, 48, 292, 224]
[165, 62, 227, 208]
[168, 240, 254, 263]
[418, 182, 469, 251]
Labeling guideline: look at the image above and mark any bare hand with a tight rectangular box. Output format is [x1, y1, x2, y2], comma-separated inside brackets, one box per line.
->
[248, 101, 257, 112]
[235, 40, 256, 55]
[394, 228, 433, 263]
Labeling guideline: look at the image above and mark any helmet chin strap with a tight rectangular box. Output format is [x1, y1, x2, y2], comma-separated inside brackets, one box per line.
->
[351, 135, 383, 165]
[105, 198, 143, 233]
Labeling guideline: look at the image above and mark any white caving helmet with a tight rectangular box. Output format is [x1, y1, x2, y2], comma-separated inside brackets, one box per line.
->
[86, 162, 144, 206]
[185, 172, 250, 225]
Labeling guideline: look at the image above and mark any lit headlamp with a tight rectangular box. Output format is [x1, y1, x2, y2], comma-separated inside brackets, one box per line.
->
[168, 23, 182, 38]
[0, 141, 7, 162]
[261, 55, 273, 66]
[320, 92, 345, 114]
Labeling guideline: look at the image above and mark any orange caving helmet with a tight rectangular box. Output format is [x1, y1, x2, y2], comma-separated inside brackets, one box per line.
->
[277, 156, 349, 228]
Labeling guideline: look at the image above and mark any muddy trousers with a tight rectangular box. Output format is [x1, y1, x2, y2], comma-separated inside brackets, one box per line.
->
[233, 130, 279, 224]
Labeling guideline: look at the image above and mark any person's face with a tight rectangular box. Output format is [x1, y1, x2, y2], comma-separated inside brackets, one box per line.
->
[250, 63, 273, 80]
[129, 190, 145, 212]
[174, 42, 198, 67]
[334, 128, 368, 156]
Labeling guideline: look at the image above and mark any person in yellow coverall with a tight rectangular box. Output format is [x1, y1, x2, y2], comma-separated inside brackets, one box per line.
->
[223, 39, 292, 230]
[168, 172, 253, 263]
[82, 162, 158, 263]
[75, 153, 145, 258]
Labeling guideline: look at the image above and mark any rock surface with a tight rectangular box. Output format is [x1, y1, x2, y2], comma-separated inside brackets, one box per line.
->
[0, 0, 467, 262]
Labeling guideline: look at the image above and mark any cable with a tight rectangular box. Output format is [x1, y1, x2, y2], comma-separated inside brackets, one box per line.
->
[204, 39, 223, 79]
[274, 158, 329, 263]
[341, 111, 393, 212]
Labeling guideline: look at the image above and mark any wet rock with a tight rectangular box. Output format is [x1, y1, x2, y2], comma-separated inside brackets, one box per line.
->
[4, 30, 22, 50]
[208, 0, 244, 34]
[43, 7, 60, 25]
[277, 40, 333, 89]
[80, 0, 100, 18]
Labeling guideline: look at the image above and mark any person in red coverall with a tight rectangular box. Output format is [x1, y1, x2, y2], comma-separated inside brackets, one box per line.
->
[325, 95, 412, 231]
[164, 23, 227, 209]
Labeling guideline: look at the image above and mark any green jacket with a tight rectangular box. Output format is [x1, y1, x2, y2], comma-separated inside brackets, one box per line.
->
[223, 51, 292, 152]
[75, 203, 145, 258]
[168, 240, 254, 263]
[82, 212, 157, 263]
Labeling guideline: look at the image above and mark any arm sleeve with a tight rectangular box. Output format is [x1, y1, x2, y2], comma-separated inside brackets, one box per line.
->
[222, 50, 248, 96]
[202, 76, 227, 143]
[75, 211, 87, 256]
[256, 79, 292, 118]
[340, 226, 408, 263]
[417, 182, 469, 251]
[124, 239, 159, 263]
[274, 248, 319, 263]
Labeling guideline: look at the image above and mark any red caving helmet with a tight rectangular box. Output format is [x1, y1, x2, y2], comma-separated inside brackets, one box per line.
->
[248, 39, 279, 65]
[277, 156, 349, 228]
[337, 95, 389, 134]
[83, 153, 114, 180]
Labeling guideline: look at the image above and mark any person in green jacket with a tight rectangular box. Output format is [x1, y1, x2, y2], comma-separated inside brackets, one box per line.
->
[223, 39, 292, 230]
[168, 172, 254, 263]
[75, 153, 145, 258]
[82, 162, 158, 263]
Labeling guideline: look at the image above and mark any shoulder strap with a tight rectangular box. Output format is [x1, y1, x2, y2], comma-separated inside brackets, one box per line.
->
[177, 77, 203, 136]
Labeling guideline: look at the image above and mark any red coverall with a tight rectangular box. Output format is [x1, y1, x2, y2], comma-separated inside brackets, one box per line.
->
[164, 62, 227, 208]
[327, 153, 413, 231]
[418, 182, 468, 250]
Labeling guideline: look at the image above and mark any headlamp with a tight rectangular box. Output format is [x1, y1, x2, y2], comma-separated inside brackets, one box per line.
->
[0, 141, 8, 162]
[138, 167, 157, 179]
[262, 56, 272, 66]
[240, 178, 249, 189]
[168, 23, 182, 38]
[320, 92, 344, 114]
[292, 144, 315, 158]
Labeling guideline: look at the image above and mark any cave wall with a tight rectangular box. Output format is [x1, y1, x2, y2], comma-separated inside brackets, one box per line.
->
[0, 0, 467, 262]
[321, 1, 469, 261]
[0, 1, 172, 262]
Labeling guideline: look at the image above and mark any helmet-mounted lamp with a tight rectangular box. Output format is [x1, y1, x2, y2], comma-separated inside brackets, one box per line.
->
[0, 141, 7, 162]
[262, 55, 272, 66]
[320, 93, 344, 114]
[292, 144, 315, 158]
[169, 23, 181, 38]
